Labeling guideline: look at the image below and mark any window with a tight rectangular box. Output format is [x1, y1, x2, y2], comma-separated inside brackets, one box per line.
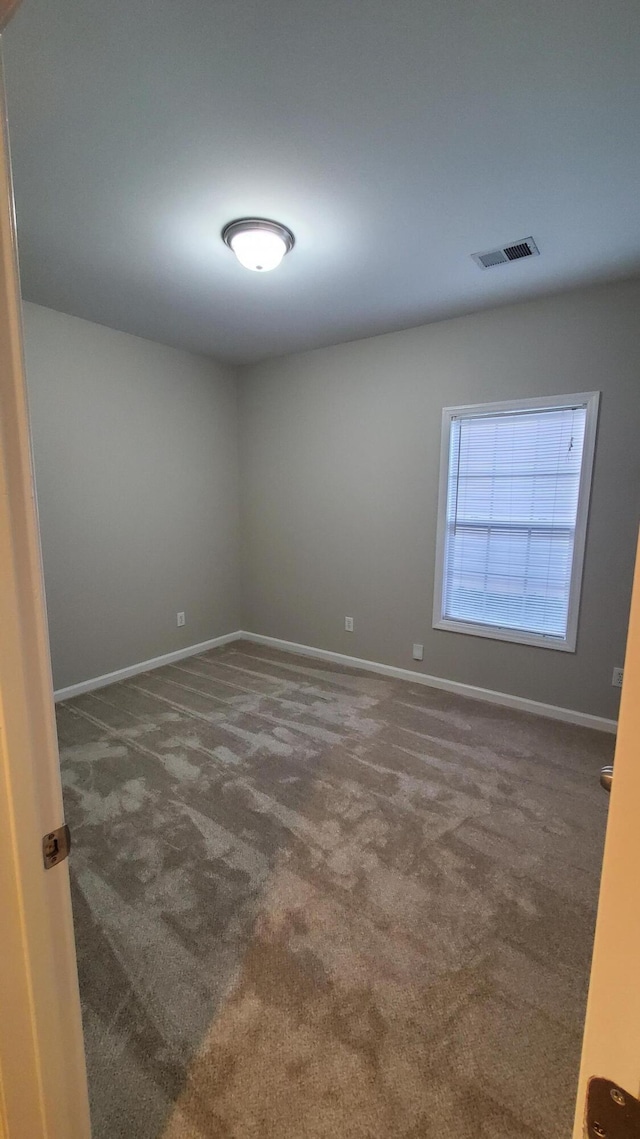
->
[433, 392, 599, 651]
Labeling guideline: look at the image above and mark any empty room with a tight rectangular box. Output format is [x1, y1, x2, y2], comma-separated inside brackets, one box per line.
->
[1, 0, 640, 1137]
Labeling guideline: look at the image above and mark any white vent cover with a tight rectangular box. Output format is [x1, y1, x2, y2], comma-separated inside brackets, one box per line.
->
[472, 237, 540, 269]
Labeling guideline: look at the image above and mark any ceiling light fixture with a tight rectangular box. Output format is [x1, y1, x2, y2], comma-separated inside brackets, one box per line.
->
[222, 217, 295, 272]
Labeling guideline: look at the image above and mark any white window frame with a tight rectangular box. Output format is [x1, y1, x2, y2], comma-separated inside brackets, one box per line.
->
[432, 391, 600, 652]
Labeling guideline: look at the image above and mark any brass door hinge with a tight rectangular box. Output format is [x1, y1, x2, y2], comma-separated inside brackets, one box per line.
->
[587, 1077, 640, 1138]
[42, 824, 71, 869]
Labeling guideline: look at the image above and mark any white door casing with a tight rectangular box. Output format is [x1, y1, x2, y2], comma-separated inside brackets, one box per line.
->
[0, 51, 91, 1139]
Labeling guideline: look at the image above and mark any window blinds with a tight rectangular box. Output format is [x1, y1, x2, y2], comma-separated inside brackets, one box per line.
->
[442, 403, 587, 639]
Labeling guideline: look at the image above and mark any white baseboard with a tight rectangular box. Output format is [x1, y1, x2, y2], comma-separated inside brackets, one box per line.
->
[54, 627, 617, 734]
[53, 631, 242, 702]
[238, 631, 618, 734]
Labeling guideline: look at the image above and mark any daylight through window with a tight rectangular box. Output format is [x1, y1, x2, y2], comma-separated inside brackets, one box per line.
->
[433, 393, 599, 651]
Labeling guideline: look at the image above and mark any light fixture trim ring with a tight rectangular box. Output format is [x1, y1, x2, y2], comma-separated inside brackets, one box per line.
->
[222, 217, 295, 256]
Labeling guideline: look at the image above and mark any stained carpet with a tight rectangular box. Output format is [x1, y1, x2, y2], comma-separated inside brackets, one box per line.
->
[56, 640, 613, 1139]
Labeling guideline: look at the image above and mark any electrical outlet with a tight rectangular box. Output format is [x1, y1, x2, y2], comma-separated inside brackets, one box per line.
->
[612, 667, 624, 688]
[344, 616, 354, 632]
[412, 644, 424, 661]
[177, 611, 186, 628]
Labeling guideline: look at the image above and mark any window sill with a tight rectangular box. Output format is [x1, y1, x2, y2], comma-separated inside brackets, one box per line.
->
[433, 617, 576, 652]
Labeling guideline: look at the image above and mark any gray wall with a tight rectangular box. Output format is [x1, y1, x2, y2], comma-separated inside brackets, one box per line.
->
[24, 281, 640, 717]
[239, 280, 640, 720]
[23, 303, 240, 690]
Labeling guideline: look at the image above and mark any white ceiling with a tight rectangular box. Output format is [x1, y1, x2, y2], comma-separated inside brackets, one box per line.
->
[3, 0, 640, 364]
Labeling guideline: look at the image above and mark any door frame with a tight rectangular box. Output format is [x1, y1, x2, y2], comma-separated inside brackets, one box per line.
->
[0, 46, 91, 1139]
[572, 529, 640, 1135]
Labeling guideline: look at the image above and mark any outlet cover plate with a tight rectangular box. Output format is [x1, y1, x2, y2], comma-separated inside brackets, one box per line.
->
[612, 667, 624, 688]
[412, 644, 424, 661]
[344, 616, 354, 632]
[177, 612, 186, 628]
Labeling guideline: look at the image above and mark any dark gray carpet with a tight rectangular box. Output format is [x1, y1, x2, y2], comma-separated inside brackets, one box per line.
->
[56, 641, 613, 1138]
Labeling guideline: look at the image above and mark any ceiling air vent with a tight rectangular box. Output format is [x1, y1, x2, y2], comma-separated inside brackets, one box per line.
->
[472, 237, 539, 270]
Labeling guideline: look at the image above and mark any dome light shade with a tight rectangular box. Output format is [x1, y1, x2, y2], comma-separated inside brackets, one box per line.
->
[222, 218, 295, 272]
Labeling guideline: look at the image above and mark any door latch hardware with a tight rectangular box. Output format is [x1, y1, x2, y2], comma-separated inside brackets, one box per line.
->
[600, 766, 614, 793]
[42, 824, 71, 869]
[586, 1077, 640, 1138]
